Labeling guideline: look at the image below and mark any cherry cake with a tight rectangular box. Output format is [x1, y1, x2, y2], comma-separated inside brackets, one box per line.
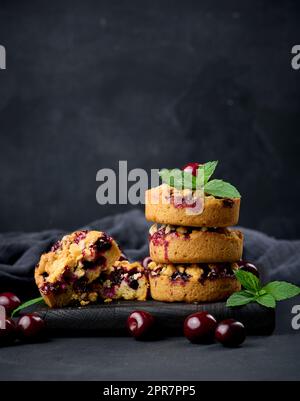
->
[35, 230, 121, 307]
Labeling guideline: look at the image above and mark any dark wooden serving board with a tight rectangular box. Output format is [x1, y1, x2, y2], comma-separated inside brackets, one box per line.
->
[25, 300, 275, 336]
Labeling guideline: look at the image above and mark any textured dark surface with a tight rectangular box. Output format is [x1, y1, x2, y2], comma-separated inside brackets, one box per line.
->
[26, 300, 275, 336]
[0, 334, 299, 380]
[0, 1, 300, 238]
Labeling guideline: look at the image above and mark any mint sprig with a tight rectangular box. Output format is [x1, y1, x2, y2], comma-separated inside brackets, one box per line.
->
[158, 160, 241, 199]
[227, 270, 300, 308]
[203, 161, 218, 184]
[11, 296, 45, 317]
[204, 179, 241, 198]
[234, 269, 260, 292]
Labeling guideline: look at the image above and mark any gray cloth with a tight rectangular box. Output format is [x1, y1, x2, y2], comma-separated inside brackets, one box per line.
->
[0, 209, 300, 297]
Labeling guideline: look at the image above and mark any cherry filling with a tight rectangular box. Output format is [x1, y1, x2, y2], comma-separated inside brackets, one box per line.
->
[73, 277, 90, 293]
[129, 280, 139, 290]
[150, 263, 236, 284]
[40, 281, 67, 295]
[73, 230, 88, 244]
[86, 234, 112, 261]
[101, 267, 142, 290]
[82, 234, 112, 264]
[222, 198, 234, 208]
[150, 229, 167, 245]
[171, 271, 191, 282]
[41, 267, 78, 295]
[150, 226, 227, 254]
[51, 240, 62, 252]
[61, 268, 77, 283]
[94, 234, 112, 253]
[170, 195, 198, 210]
[82, 255, 107, 270]
[150, 229, 179, 260]
[108, 269, 123, 286]
[199, 263, 236, 284]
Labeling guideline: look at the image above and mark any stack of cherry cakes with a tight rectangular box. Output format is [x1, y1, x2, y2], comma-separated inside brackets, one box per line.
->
[145, 181, 244, 303]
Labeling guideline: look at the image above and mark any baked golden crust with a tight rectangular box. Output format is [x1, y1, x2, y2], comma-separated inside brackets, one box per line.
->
[148, 261, 241, 303]
[35, 230, 121, 307]
[149, 224, 243, 263]
[98, 260, 148, 302]
[145, 184, 240, 227]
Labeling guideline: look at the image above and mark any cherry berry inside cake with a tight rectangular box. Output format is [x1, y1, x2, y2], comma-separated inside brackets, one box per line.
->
[149, 224, 243, 263]
[35, 230, 121, 307]
[97, 260, 148, 302]
[148, 261, 241, 303]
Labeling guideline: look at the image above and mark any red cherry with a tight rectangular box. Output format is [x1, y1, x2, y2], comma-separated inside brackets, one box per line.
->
[142, 256, 152, 269]
[0, 292, 21, 315]
[127, 311, 155, 340]
[182, 162, 201, 177]
[184, 312, 217, 343]
[215, 319, 246, 347]
[237, 261, 259, 278]
[0, 318, 17, 345]
[17, 314, 45, 340]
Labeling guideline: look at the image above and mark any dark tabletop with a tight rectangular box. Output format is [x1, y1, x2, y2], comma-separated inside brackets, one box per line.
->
[0, 333, 299, 381]
[1, 298, 299, 381]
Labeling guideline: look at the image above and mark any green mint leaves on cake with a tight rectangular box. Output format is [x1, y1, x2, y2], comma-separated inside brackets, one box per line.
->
[203, 160, 218, 184]
[227, 270, 300, 308]
[158, 169, 199, 190]
[158, 161, 241, 198]
[204, 179, 240, 199]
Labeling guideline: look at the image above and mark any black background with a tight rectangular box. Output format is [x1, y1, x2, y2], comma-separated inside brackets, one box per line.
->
[0, 0, 300, 238]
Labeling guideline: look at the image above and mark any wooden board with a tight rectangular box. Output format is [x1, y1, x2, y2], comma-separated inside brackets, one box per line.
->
[27, 300, 275, 336]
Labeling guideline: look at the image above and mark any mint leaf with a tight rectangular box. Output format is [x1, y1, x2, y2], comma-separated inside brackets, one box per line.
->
[158, 162, 240, 198]
[11, 296, 45, 317]
[227, 271, 300, 309]
[203, 161, 218, 184]
[256, 293, 276, 308]
[263, 281, 300, 301]
[226, 291, 255, 307]
[235, 270, 261, 292]
[159, 169, 194, 190]
[204, 179, 241, 198]
[158, 168, 203, 190]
